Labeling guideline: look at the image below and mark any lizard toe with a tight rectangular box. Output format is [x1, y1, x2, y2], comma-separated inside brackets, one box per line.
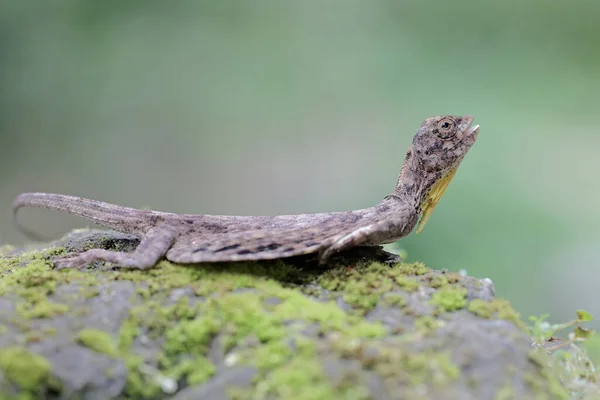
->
[53, 254, 88, 269]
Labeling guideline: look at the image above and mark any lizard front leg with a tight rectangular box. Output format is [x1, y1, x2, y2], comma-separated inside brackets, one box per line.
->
[318, 220, 404, 264]
[53, 225, 178, 270]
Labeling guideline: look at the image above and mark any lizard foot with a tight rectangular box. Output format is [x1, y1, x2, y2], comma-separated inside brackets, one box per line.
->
[317, 225, 375, 264]
[53, 253, 97, 270]
[52, 246, 166, 270]
[317, 222, 400, 265]
[318, 245, 402, 265]
[52, 249, 136, 270]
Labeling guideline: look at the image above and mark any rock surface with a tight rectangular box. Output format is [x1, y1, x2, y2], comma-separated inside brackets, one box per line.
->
[0, 230, 569, 399]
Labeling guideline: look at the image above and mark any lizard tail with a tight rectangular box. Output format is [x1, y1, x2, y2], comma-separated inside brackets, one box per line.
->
[12, 192, 155, 240]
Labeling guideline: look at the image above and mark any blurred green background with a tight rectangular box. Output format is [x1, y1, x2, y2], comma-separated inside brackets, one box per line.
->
[1, 1, 599, 328]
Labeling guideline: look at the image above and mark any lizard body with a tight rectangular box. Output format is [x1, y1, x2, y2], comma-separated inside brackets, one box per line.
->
[12, 115, 479, 269]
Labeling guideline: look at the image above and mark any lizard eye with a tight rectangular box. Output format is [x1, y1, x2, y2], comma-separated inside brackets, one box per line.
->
[436, 118, 456, 139]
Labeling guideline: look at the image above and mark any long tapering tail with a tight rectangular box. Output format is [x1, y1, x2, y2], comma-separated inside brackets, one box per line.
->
[12, 192, 159, 239]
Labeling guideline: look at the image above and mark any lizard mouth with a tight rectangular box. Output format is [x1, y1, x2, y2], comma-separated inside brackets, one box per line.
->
[467, 124, 480, 136]
[461, 115, 479, 138]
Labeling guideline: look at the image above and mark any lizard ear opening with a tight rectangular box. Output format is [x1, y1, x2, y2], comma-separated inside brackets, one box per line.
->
[416, 166, 458, 234]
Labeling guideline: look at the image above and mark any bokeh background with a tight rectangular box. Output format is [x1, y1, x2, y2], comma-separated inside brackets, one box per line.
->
[1, 1, 600, 330]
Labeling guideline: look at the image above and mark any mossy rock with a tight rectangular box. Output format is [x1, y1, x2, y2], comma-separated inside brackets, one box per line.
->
[0, 230, 570, 399]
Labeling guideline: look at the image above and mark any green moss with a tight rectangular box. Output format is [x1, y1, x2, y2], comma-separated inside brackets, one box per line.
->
[446, 273, 462, 284]
[316, 261, 427, 314]
[164, 315, 223, 355]
[16, 300, 68, 319]
[393, 275, 419, 292]
[0, 346, 51, 391]
[0, 261, 58, 297]
[341, 286, 382, 314]
[396, 262, 430, 276]
[496, 303, 525, 329]
[123, 355, 162, 398]
[118, 317, 140, 351]
[527, 349, 570, 400]
[468, 299, 524, 329]
[261, 357, 366, 400]
[162, 356, 215, 385]
[494, 384, 514, 400]
[250, 340, 295, 371]
[468, 298, 495, 318]
[135, 287, 151, 300]
[0, 251, 97, 323]
[41, 326, 56, 336]
[382, 292, 407, 308]
[117, 261, 387, 395]
[373, 348, 460, 388]
[431, 286, 467, 312]
[81, 287, 100, 299]
[76, 329, 118, 357]
[327, 327, 460, 393]
[429, 275, 448, 288]
[250, 338, 368, 400]
[433, 353, 461, 384]
[414, 316, 444, 334]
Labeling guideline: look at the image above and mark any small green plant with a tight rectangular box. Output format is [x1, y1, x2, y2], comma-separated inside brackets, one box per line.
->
[528, 310, 594, 352]
[528, 310, 600, 399]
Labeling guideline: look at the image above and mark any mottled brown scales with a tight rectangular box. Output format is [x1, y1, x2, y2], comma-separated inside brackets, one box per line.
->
[12, 115, 480, 269]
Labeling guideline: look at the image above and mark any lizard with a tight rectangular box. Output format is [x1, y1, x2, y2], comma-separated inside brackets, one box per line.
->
[12, 115, 480, 270]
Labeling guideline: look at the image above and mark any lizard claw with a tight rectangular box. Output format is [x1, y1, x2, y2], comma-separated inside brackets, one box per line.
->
[53, 254, 92, 270]
[318, 247, 335, 265]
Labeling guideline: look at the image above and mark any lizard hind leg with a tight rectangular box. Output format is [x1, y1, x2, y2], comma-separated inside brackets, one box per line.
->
[53, 225, 178, 270]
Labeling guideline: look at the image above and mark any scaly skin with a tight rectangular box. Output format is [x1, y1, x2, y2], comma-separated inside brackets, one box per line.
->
[12, 115, 480, 269]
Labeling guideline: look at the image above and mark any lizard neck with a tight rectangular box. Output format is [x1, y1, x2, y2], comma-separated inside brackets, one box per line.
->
[393, 147, 426, 210]
[365, 147, 425, 242]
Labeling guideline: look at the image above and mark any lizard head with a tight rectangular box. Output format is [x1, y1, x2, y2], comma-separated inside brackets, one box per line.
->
[409, 115, 480, 233]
